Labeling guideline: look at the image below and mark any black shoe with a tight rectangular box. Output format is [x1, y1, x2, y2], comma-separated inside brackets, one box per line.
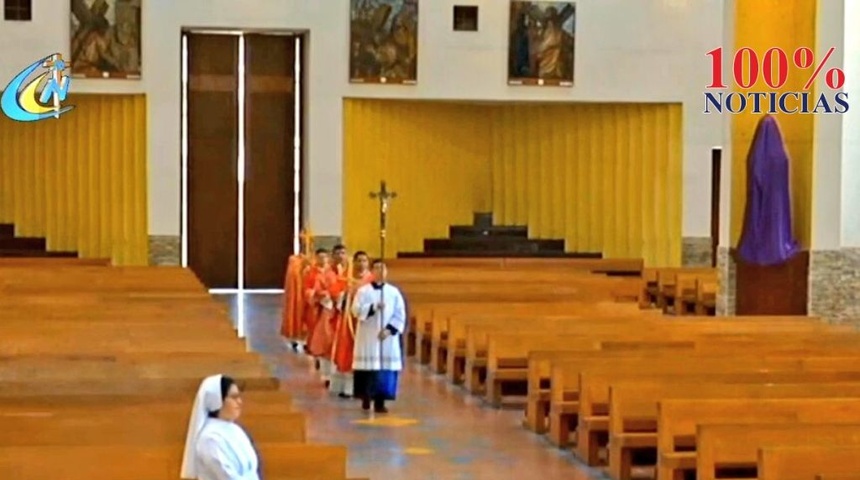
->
[324, 380, 330, 388]
[361, 398, 371, 411]
[373, 400, 388, 413]
[338, 393, 352, 399]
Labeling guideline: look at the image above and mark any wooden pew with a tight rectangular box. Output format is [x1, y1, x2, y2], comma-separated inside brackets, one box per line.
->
[420, 298, 647, 373]
[654, 267, 717, 313]
[0, 257, 111, 266]
[549, 353, 860, 448]
[452, 307, 660, 383]
[393, 269, 608, 283]
[407, 277, 646, 361]
[0, 390, 292, 411]
[479, 328, 696, 400]
[608, 379, 860, 480]
[695, 275, 717, 315]
[387, 257, 644, 275]
[426, 305, 611, 373]
[484, 336, 693, 405]
[0, 411, 307, 446]
[0, 266, 209, 291]
[0, 265, 353, 479]
[480, 319, 853, 402]
[524, 319, 853, 433]
[758, 445, 860, 480]
[657, 398, 860, 480]
[511, 330, 843, 407]
[696, 423, 860, 480]
[673, 270, 718, 315]
[0, 443, 350, 480]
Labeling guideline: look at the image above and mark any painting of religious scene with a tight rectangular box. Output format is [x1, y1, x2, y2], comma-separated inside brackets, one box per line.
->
[508, 1, 575, 86]
[70, 0, 141, 79]
[350, 0, 418, 85]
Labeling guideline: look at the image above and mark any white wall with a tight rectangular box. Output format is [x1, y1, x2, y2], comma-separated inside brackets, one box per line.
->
[0, 0, 723, 238]
[842, 0, 860, 247]
[812, 0, 844, 251]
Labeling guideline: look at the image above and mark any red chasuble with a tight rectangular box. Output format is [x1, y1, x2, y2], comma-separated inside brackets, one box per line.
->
[304, 266, 339, 357]
[280, 255, 307, 340]
[332, 270, 374, 373]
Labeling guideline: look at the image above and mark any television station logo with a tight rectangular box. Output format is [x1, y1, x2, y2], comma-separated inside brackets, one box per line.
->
[703, 47, 848, 114]
[1, 53, 74, 122]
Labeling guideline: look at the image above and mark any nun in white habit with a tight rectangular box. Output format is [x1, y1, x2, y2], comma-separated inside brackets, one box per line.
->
[181, 374, 261, 480]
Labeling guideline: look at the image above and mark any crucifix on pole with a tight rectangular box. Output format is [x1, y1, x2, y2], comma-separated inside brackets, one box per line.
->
[369, 180, 397, 259]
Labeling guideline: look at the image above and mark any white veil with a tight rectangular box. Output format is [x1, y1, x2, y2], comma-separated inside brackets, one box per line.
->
[180, 374, 225, 479]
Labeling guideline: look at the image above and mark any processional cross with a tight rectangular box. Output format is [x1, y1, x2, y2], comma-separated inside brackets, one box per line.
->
[369, 180, 397, 259]
[299, 226, 314, 258]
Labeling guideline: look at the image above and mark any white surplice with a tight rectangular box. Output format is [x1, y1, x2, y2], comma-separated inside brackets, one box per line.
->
[194, 419, 260, 480]
[351, 282, 407, 371]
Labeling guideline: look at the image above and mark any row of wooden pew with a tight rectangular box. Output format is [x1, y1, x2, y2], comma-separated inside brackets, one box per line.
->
[390, 257, 860, 480]
[0, 259, 362, 480]
[641, 266, 719, 315]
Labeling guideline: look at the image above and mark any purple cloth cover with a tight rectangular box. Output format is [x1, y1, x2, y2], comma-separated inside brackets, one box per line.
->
[736, 115, 800, 265]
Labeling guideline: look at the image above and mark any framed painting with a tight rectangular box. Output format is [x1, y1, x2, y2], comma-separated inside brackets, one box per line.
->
[349, 0, 418, 85]
[508, 1, 575, 86]
[70, 0, 142, 79]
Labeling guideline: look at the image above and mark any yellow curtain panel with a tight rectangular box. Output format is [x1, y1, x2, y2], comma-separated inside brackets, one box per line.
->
[489, 103, 682, 267]
[0, 94, 148, 265]
[342, 99, 492, 258]
[343, 99, 682, 266]
[731, 0, 816, 248]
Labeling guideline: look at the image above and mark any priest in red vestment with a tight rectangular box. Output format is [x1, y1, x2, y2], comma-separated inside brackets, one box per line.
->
[303, 248, 338, 384]
[330, 250, 372, 398]
[280, 254, 309, 348]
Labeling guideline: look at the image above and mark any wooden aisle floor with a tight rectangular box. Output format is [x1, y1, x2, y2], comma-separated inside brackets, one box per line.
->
[216, 294, 604, 480]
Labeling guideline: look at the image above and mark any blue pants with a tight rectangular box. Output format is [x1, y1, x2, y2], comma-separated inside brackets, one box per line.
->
[353, 370, 399, 401]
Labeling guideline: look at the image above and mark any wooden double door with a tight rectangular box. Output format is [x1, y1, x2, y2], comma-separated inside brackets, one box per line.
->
[184, 32, 303, 289]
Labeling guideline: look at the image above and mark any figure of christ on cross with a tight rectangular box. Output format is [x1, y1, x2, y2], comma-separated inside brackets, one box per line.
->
[369, 180, 397, 259]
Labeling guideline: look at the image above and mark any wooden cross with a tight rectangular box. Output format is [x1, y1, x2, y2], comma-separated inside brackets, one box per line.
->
[369, 180, 397, 259]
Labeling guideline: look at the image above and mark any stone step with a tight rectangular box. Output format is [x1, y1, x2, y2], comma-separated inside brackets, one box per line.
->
[449, 225, 529, 238]
[0, 236, 47, 250]
[424, 237, 565, 254]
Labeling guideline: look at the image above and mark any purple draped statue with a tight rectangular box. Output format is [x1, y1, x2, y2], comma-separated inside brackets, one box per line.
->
[736, 115, 800, 266]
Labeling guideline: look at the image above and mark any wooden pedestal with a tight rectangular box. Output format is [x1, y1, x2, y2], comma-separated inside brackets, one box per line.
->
[734, 250, 809, 316]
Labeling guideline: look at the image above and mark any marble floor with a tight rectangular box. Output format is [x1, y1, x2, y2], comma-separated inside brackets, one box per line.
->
[216, 293, 605, 480]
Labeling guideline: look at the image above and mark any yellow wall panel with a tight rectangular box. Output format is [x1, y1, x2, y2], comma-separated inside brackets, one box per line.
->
[343, 99, 491, 258]
[731, 0, 816, 248]
[0, 94, 148, 265]
[343, 99, 683, 266]
[488, 102, 682, 266]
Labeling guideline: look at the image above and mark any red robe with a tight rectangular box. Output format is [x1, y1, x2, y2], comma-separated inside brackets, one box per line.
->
[332, 270, 374, 373]
[280, 255, 308, 340]
[304, 266, 339, 357]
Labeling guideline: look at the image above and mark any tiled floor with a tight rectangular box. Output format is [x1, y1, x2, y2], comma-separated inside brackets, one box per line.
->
[216, 293, 605, 480]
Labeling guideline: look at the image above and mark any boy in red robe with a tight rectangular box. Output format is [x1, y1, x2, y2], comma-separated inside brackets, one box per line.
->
[330, 250, 373, 398]
[303, 248, 338, 384]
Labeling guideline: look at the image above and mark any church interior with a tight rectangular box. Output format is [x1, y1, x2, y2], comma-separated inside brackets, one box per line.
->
[2, 0, 860, 478]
